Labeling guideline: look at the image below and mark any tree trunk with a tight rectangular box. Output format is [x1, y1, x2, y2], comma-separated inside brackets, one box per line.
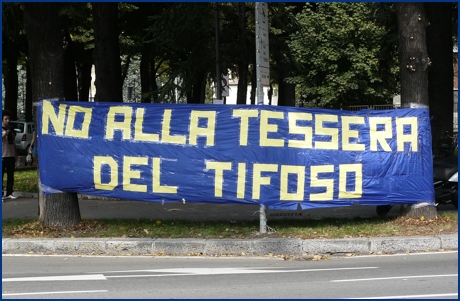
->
[25, 63, 33, 121]
[193, 75, 204, 104]
[150, 55, 159, 103]
[250, 59, 257, 105]
[396, 3, 430, 107]
[236, 3, 249, 105]
[396, 3, 437, 220]
[188, 72, 206, 104]
[3, 37, 19, 119]
[77, 61, 92, 102]
[278, 80, 296, 107]
[425, 3, 454, 151]
[92, 2, 123, 102]
[140, 43, 151, 103]
[24, 2, 81, 228]
[268, 84, 273, 105]
[63, 30, 78, 101]
[274, 47, 295, 107]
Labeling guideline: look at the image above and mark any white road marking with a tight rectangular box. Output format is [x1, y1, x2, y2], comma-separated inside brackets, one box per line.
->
[2, 267, 378, 282]
[2, 274, 106, 282]
[2, 290, 108, 297]
[350, 293, 458, 299]
[331, 273, 458, 282]
[107, 273, 192, 278]
[102, 266, 378, 278]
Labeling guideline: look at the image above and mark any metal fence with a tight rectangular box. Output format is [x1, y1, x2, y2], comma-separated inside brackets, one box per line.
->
[346, 102, 457, 134]
[346, 104, 398, 111]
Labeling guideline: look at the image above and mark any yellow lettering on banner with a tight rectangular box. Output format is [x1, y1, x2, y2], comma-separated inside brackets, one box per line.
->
[280, 165, 305, 201]
[161, 109, 186, 145]
[237, 163, 246, 199]
[396, 117, 418, 152]
[41, 100, 67, 135]
[152, 157, 177, 194]
[252, 163, 278, 200]
[123, 156, 148, 193]
[341, 116, 365, 151]
[338, 164, 362, 198]
[314, 114, 338, 150]
[288, 112, 313, 148]
[232, 109, 258, 146]
[260, 110, 284, 147]
[106, 107, 132, 140]
[64, 106, 92, 138]
[134, 108, 159, 142]
[189, 110, 216, 146]
[310, 165, 334, 201]
[369, 117, 392, 151]
[93, 156, 118, 190]
[206, 161, 232, 197]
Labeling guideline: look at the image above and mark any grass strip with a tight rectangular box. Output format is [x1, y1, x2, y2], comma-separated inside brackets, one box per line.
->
[3, 212, 457, 239]
[4, 169, 39, 193]
[5, 169, 457, 240]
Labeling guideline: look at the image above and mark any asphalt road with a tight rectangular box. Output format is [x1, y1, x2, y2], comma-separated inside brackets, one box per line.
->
[2, 251, 458, 299]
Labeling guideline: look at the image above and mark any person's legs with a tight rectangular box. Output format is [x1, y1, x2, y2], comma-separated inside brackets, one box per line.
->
[2, 158, 6, 196]
[3, 157, 15, 196]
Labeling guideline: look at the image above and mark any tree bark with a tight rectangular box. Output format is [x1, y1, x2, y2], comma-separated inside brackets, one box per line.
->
[273, 47, 295, 107]
[188, 72, 206, 104]
[150, 55, 159, 103]
[396, 3, 437, 220]
[24, 2, 81, 228]
[3, 37, 19, 119]
[250, 58, 257, 105]
[396, 3, 430, 107]
[25, 63, 33, 121]
[77, 60, 92, 102]
[277, 80, 296, 107]
[425, 3, 454, 150]
[92, 2, 123, 102]
[140, 43, 152, 103]
[236, 3, 249, 105]
[63, 30, 78, 101]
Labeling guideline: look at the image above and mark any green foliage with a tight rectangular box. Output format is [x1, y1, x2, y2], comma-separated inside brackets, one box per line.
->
[145, 3, 216, 103]
[6, 2, 454, 109]
[288, 3, 399, 108]
[59, 3, 94, 50]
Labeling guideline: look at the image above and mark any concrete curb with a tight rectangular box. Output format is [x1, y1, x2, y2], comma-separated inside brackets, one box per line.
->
[2, 234, 457, 257]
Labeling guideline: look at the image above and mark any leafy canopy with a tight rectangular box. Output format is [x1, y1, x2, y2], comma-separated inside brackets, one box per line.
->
[288, 3, 399, 108]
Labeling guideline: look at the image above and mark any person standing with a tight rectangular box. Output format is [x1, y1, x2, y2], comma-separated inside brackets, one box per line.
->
[2, 110, 18, 201]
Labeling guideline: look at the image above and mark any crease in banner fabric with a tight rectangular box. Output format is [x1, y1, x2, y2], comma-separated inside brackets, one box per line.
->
[36, 99, 434, 210]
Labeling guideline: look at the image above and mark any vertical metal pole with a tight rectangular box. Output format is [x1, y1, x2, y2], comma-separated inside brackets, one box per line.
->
[255, 4, 264, 106]
[215, 2, 222, 101]
[257, 79, 264, 105]
[255, 3, 267, 233]
[259, 204, 267, 233]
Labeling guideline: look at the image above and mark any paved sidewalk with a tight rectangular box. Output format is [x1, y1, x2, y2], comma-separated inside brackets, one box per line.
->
[2, 193, 458, 257]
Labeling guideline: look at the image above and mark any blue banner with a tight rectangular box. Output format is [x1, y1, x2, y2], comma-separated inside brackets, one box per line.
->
[37, 99, 434, 210]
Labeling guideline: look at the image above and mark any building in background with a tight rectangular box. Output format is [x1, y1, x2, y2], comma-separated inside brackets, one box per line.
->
[218, 74, 278, 105]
